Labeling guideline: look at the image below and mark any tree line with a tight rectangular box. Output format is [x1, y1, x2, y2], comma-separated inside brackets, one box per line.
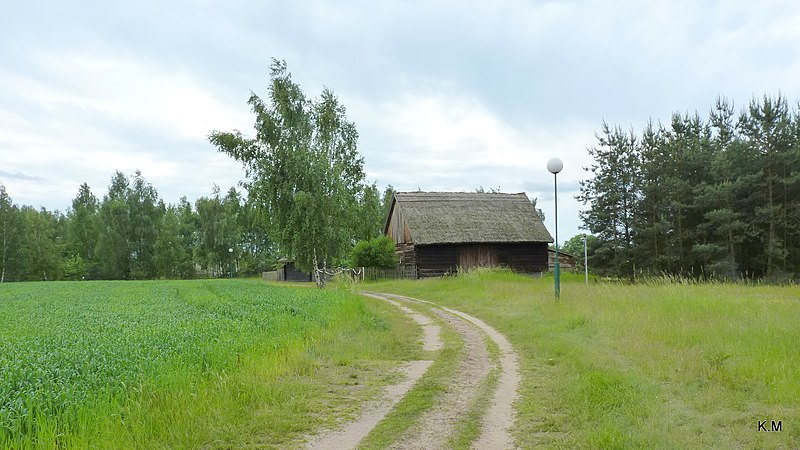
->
[0, 172, 269, 281]
[0, 169, 391, 282]
[579, 94, 800, 281]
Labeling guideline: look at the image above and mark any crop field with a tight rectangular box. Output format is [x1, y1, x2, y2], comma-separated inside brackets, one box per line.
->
[371, 271, 800, 449]
[0, 279, 418, 448]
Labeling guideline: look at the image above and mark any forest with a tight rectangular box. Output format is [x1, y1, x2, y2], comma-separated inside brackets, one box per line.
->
[579, 94, 800, 281]
[0, 170, 389, 282]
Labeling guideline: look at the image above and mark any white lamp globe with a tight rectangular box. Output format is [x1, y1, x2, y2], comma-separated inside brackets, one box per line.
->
[547, 158, 563, 174]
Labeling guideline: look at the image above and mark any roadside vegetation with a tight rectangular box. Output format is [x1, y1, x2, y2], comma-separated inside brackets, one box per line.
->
[0, 279, 419, 448]
[370, 270, 800, 449]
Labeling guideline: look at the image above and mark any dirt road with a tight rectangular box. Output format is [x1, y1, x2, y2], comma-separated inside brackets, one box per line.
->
[305, 292, 520, 449]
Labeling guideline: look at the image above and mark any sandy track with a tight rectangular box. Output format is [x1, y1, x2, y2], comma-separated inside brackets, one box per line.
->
[304, 292, 520, 449]
[387, 295, 521, 449]
[390, 304, 492, 449]
[439, 305, 521, 449]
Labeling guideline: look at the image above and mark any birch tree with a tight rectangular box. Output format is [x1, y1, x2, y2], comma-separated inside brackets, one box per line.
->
[210, 59, 367, 275]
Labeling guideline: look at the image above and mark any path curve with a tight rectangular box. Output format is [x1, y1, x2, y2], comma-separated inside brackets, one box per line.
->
[305, 293, 441, 449]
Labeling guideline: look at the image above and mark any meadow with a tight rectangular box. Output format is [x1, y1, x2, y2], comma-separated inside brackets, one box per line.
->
[371, 271, 800, 449]
[0, 279, 419, 448]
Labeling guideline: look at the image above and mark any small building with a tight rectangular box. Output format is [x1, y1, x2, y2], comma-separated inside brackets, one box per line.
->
[277, 258, 313, 282]
[548, 248, 578, 271]
[383, 192, 554, 277]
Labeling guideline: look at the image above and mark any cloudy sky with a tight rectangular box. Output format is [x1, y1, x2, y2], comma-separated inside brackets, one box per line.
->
[3, 0, 800, 241]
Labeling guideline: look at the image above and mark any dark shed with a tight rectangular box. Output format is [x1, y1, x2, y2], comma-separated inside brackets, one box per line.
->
[277, 259, 313, 282]
[384, 192, 554, 277]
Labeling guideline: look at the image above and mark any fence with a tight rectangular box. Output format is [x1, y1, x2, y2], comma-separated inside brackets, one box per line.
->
[261, 271, 278, 281]
[359, 265, 418, 281]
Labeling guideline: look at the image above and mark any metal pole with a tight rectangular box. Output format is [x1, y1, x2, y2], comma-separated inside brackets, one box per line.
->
[583, 236, 588, 285]
[554, 172, 560, 299]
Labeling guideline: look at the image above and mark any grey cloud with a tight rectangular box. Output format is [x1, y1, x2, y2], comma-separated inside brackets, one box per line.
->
[0, 170, 44, 181]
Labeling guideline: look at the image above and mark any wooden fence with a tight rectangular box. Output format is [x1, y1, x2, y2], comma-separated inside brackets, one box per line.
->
[358, 265, 418, 281]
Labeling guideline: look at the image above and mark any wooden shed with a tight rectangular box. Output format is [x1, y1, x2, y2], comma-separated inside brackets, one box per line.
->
[548, 248, 578, 271]
[384, 192, 554, 277]
[277, 259, 313, 282]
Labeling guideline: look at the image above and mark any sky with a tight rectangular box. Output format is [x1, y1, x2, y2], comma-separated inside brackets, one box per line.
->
[2, 1, 800, 242]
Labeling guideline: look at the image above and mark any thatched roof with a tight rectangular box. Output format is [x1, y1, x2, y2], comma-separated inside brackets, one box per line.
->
[389, 192, 554, 245]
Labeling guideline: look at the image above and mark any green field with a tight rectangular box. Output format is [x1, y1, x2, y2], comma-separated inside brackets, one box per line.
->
[371, 271, 800, 449]
[2, 274, 799, 449]
[0, 279, 418, 448]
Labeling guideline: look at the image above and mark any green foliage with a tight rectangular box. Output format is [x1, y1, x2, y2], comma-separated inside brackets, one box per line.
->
[210, 59, 373, 273]
[194, 186, 241, 278]
[153, 206, 190, 278]
[66, 183, 98, 273]
[351, 236, 397, 268]
[60, 254, 87, 280]
[0, 184, 18, 282]
[580, 94, 800, 280]
[0, 171, 281, 282]
[578, 123, 640, 278]
[95, 171, 132, 279]
[354, 183, 385, 241]
[381, 185, 396, 222]
[561, 234, 600, 272]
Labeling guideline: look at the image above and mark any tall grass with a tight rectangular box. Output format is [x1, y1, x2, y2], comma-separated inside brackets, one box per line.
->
[371, 270, 800, 449]
[0, 279, 418, 448]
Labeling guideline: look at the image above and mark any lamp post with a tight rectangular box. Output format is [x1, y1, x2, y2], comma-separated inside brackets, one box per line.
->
[228, 247, 234, 278]
[582, 236, 588, 285]
[547, 157, 563, 299]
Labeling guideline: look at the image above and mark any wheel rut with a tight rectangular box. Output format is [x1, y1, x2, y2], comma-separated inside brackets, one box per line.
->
[304, 292, 520, 449]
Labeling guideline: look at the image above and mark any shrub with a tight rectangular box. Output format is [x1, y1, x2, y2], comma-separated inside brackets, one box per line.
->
[350, 236, 397, 269]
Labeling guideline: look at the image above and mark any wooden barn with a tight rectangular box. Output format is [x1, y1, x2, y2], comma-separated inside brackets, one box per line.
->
[384, 192, 554, 277]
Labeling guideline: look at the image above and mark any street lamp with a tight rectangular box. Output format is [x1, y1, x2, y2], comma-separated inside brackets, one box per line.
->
[547, 157, 563, 299]
[228, 247, 234, 279]
[582, 236, 588, 285]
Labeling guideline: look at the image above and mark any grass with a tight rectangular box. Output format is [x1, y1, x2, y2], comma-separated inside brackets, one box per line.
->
[369, 270, 800, 449]
[0, 279, 419, 448]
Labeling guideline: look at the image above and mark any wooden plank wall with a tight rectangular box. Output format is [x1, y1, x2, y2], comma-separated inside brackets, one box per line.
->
[386, 205, 412, 244]
[416, 242, 548, 277]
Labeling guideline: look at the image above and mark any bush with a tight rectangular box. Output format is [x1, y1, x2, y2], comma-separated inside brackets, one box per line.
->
[350, 236, 397, 269]
[61, 255, 87, 280]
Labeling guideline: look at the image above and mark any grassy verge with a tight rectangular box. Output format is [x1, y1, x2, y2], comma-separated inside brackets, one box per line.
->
[369, 270, 800, 449]
[0, 279, 419, 448]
